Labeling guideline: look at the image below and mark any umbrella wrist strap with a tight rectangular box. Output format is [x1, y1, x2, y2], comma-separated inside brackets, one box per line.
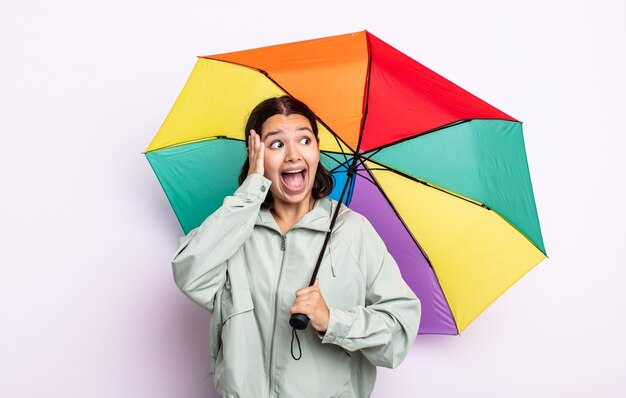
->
[291, 328, 302, 360]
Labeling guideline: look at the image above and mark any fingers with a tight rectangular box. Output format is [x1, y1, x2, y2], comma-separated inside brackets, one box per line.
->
[247, 129, 264, 176]
[257, 136, 264, 164]
[247, 129, 258, 158]
[292, 280, 324, 312]
[290, 293, 323, 314]
[295, 278, 320, 296]
[295, 285, 321, 297]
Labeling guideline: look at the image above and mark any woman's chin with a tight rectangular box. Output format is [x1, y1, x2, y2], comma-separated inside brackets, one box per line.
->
[275, 192, 310, 205]
[273, 185, 314, 207]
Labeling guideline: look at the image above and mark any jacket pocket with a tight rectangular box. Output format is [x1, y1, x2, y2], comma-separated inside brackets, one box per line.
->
[214, 288, 265, 395]
[209, 287, 255, 376]
[221, 287, 254, 324]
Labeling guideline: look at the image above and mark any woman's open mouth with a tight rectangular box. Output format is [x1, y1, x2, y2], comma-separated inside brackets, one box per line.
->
[280, 169, 307, 192]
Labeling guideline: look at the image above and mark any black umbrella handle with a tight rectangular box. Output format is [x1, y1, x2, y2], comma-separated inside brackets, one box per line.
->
[289, 313, 309, 330]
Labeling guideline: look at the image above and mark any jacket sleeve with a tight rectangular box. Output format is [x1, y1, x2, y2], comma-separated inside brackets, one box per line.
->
[171, 173, 271, 312]
[320, 217, 421, 368]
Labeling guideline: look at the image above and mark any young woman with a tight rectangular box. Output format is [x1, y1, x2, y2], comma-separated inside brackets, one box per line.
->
[172, 96, 421, 397]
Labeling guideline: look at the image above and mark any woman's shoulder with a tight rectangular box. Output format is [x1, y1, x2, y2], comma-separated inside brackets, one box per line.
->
[329, 198, 362, 220]
[327, 199, 389, 266]
[328, 199, 376, 237]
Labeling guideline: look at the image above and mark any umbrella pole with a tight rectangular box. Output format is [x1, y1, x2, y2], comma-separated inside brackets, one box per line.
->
[289, 161, 359, 330]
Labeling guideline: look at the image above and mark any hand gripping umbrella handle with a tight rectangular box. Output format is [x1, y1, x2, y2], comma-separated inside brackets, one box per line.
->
[288, 255, 318, 330]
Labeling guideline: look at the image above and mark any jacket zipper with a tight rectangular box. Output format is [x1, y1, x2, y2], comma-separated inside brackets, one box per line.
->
[268, 234, 287, 397]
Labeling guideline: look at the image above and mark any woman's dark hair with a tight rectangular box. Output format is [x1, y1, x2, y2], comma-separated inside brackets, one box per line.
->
[238, 96, 334, 209]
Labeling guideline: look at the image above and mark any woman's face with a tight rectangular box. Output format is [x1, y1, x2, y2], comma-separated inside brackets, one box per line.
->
[259, 113, 320, 208]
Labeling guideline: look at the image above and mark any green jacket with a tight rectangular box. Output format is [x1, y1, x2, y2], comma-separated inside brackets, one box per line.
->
[172, 173, 421, 398]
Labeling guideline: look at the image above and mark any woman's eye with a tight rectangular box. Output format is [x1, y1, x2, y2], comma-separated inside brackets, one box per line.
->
[300, 138, 311, 145]
[269, 141, 283, 149]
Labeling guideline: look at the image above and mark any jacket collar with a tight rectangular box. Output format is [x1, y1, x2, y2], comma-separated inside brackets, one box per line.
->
[255, 197, 333, 234]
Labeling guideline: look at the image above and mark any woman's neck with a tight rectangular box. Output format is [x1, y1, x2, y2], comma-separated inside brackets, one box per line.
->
[271, 197, 315, 235]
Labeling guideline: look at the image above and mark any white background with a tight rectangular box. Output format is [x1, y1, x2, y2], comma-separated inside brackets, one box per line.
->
[2, 0, 625, 397]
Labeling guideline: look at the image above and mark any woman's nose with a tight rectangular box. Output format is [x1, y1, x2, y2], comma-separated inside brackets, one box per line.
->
[285, 144, 301, 162]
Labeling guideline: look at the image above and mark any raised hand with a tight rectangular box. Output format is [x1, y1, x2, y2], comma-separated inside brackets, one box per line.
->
[247, 129, 265, 177]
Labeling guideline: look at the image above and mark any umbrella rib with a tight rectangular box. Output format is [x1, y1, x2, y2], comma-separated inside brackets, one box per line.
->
[361, 164, 434, 267]
[365, 157, 491, 210]
[362, 120, 472, 155]
[144, 135, 246, 154]
[319, 122, 354, 155]
[329, 162, 350, 174]
[367, 160, 547, 256]
[204, 58, 358, 154]
[360, 148, 382, 163]
[330, 132, 351, 164]
[327, 165, 378, 186]
[354, 171, 377, 185]
[321, 152, 348, 169]
[362, 167, 388, 171]
[214, 58, 357, 155]
[328, 153, 362, 174]
[354, 34, 374, 155]
[361, 163, 460, 335]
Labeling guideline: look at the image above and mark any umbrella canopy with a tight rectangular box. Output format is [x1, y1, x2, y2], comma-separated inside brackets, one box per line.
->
[145, 31, 546, 335]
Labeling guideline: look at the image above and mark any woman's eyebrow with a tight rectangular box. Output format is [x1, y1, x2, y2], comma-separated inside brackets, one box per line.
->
[262, 130, 283, 140]
[262, 127, 312, 140]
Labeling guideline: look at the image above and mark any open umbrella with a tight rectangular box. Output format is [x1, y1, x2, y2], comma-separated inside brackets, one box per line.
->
[145, 31, 546, 335]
